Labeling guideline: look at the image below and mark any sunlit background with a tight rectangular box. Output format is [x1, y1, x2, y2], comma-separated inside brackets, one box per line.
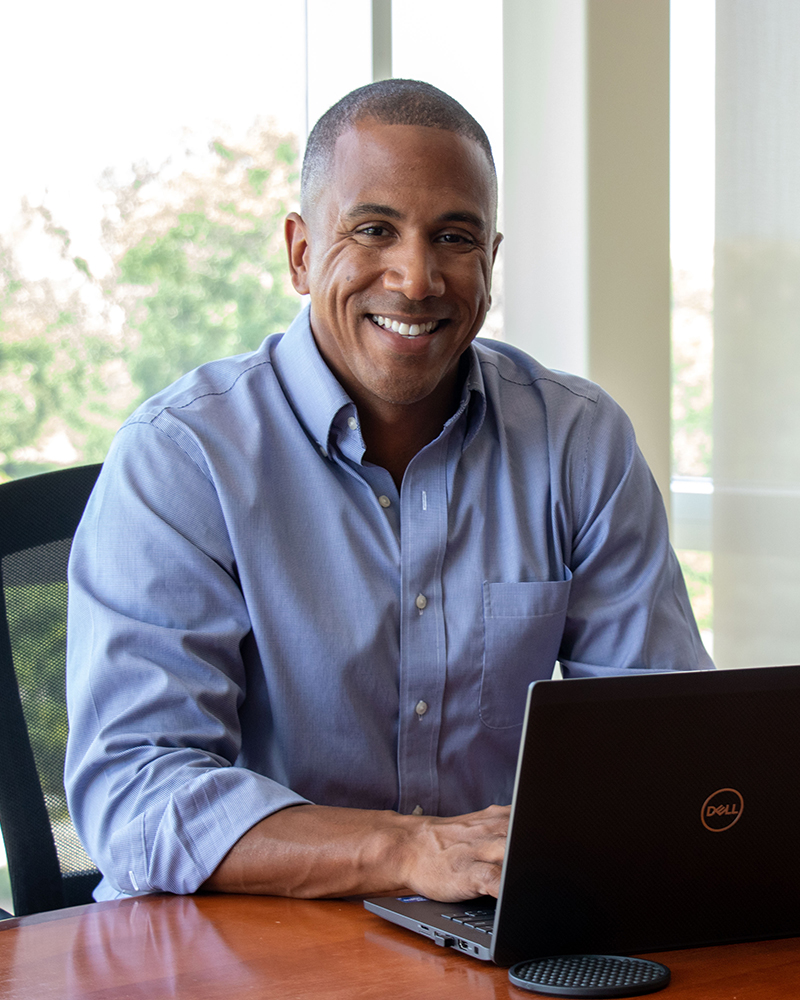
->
[6, 1, 800, 913]
[0, 0, 504, 915]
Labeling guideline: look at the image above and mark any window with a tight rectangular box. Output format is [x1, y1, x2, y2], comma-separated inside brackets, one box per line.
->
[670, 0, 715, 652]
[0, 0, 308, 481]
[0, 0, 504, 913]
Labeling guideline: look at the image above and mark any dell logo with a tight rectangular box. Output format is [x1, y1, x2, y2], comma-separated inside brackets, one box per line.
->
[701, 788, 744, 832]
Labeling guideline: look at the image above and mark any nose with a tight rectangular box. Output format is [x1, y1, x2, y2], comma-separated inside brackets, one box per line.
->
[382, 237, 445, 300]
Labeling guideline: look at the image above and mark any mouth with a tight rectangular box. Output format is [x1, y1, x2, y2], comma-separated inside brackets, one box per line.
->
[370, 314, 442, 339]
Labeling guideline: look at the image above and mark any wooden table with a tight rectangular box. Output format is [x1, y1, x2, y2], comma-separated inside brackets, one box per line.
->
[1, 894, 799, 999]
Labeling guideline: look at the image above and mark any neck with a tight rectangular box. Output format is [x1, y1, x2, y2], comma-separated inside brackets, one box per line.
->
[357, 374, 464, 490]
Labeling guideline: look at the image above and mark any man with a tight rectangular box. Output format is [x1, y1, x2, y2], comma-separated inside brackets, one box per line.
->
[65, 80, 712, 905]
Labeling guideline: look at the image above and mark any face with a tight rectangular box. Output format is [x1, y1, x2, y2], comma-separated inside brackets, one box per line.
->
[285, 121, 502, 419]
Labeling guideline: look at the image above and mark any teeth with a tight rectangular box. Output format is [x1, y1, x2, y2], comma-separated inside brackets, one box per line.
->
[371, 315, 438, 337]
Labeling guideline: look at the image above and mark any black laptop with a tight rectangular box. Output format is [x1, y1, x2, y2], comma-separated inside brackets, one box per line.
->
[364, 664, 800, 966]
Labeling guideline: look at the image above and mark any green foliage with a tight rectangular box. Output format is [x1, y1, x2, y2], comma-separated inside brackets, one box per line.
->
[672, 353, 712, 474]
[0, 123, 300, 479]
[212, 140, 235, 161]
[247, 168, 270, 196]
[677, 549, 713, 633]
[6, 580, 71, 822]
[276, 142, 295, 167]
[119, 208, 297, 403]
[0, 227, 123, 481]
[107, 125, 300, 404]
[671, 270, 713, 479]
[5, 560, 96, 876]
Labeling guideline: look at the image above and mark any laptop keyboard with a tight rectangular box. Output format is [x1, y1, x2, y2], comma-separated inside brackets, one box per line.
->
[441, 905, 496, 935]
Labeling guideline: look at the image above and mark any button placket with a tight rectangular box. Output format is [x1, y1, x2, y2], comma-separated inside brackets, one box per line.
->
[396, 451, 449, 817]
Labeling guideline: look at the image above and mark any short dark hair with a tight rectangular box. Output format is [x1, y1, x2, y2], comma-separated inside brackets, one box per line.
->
[301, 79, 496, 216]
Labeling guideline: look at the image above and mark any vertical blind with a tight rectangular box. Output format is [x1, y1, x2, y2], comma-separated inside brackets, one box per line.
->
[714, 0, 800, 667]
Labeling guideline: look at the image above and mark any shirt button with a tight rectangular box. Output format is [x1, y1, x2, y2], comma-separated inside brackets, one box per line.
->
[415, 594, 427, 610]
[378, 495, 391, 508]
[412, 805, 424, 816]
[347, 416, 358, 431]
[415, 700, 428, 717]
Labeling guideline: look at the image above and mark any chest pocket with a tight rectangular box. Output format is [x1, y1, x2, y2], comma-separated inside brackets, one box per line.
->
[480, 574, 572, 729]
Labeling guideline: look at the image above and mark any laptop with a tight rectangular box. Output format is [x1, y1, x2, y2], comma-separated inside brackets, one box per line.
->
[364, 664, 800, 965]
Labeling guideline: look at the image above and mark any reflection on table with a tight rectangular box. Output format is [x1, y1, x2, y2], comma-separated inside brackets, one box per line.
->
[1, 892, 800, 999]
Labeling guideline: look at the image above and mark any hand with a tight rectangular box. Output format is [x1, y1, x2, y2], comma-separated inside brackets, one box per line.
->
[395, 804, 510, 902]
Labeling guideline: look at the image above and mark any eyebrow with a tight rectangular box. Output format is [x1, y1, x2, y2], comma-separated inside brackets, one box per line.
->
[440, 210, 487, 235]
[345, 203, 488, 235]
[345, 203, 402, 221]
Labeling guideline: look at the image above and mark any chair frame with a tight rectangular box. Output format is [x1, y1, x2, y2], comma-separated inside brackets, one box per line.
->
[0, 463, 102, 916]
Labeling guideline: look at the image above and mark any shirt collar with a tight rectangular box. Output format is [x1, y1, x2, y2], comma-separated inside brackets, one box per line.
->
[455, 342, 487, 450]
[273, 304, 352, 458]
[273, 303, 488, 458]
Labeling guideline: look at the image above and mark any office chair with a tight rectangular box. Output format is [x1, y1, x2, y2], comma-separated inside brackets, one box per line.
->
[0, 463, 103, 917]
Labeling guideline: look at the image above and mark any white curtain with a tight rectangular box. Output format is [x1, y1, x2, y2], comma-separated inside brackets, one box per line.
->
[713, 0, 800, 667]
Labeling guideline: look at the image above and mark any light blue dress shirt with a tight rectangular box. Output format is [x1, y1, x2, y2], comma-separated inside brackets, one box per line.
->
[65, 306, 712, 899]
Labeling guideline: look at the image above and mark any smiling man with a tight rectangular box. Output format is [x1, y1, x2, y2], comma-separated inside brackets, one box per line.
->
[65, 80, 712, 905]
[287, 107, 502, 487]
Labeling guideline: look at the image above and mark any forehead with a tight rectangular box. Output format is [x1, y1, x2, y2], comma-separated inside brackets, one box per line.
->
[322, 121, 496, 225]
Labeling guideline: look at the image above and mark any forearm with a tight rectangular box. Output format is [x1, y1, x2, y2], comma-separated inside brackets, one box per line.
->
[202, 802, 509, 901]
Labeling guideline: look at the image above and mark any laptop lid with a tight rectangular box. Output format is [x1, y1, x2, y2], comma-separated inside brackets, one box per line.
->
[366, 664, 800, 965]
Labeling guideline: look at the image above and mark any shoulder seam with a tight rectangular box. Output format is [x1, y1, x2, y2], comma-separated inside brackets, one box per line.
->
[127, 357, 275, 426]
[115, 421, 215, 487]
[479, 357, 599, 402]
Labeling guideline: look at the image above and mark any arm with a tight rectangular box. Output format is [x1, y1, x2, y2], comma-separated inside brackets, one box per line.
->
[66, 421, 508, 901]
[556, 386, 713, 677]
[66, 426, 309, 897]
[202, 803, 509, 901]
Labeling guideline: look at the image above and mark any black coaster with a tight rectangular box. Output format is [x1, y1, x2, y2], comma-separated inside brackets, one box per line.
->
[508, 954, 671, 998]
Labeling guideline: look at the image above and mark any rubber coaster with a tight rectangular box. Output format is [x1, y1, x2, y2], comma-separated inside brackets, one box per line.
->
[508, 954, 671, 998]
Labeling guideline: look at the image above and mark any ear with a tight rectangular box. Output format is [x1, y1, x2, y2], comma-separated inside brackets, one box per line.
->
[491, 231, 504, 267]
[285, 212, 311, 295]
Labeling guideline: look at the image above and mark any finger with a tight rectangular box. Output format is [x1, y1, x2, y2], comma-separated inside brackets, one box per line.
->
[436, 859, 504, 902]
[476, 861, 503, 898]
[474, 838, 506, 865]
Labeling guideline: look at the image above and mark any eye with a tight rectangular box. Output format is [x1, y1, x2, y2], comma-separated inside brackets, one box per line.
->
[355, 224, 392, 238]
[437, 231, 476, 247]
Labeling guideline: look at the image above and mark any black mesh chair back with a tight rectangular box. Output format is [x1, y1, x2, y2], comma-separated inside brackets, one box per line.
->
[0, 464, 103, 916]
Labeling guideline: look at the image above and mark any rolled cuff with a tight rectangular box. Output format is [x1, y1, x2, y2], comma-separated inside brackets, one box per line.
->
[99, 766, 310, 898]
[559, 651, 714, 680]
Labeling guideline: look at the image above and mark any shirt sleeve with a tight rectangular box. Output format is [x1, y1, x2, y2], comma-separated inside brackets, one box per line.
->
[556, 387, 714, 678]
[65, 421, 309, 898]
